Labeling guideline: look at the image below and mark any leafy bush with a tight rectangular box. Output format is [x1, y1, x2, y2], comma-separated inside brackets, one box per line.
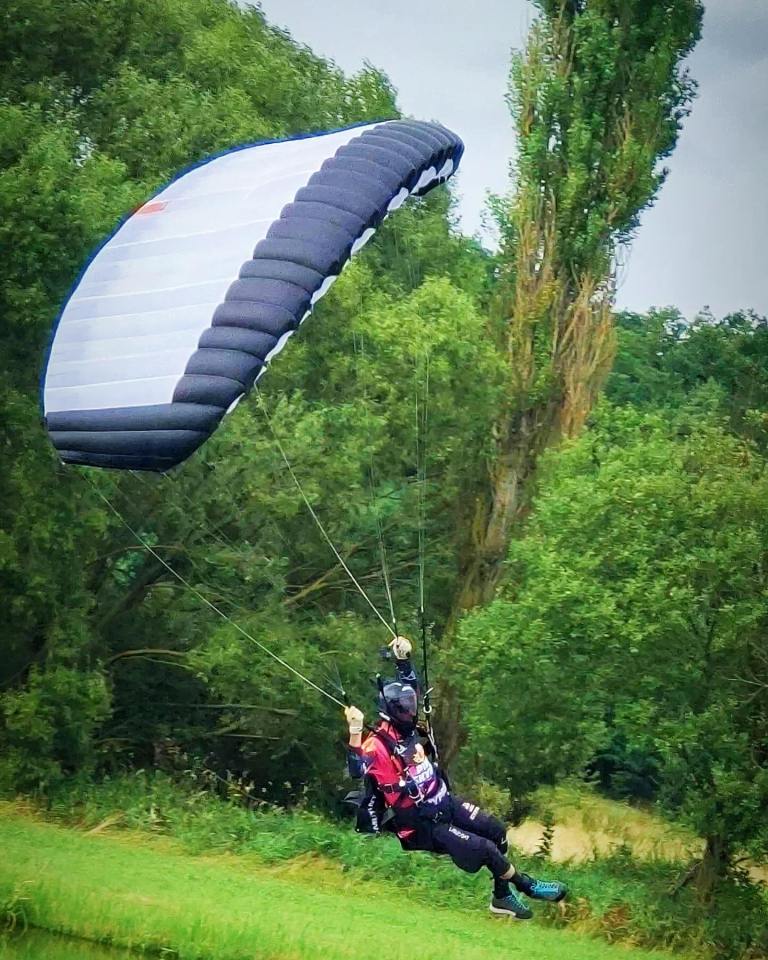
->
[0, 667, 110, 794]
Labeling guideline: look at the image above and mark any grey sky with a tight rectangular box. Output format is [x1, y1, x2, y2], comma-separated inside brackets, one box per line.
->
[256, 1, 767, 320]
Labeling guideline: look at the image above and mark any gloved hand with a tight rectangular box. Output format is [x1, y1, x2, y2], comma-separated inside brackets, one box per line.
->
[344, 705, 364, 735]
[389, 635, 412, 660]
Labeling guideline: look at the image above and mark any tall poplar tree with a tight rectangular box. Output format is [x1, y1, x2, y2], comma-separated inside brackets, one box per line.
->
[455, 0, 703, 611]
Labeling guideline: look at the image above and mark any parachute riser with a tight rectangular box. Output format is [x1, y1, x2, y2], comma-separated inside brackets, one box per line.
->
[419, 610, 439, 761]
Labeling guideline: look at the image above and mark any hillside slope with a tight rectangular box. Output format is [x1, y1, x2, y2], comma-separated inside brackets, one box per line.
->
[0, 810, 680, 960]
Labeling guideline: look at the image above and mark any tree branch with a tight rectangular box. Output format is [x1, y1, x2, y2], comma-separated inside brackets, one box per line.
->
[105, 648, 190, 667]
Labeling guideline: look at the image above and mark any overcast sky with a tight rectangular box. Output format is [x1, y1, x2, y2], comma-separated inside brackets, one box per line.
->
[256, 1, 767, 320]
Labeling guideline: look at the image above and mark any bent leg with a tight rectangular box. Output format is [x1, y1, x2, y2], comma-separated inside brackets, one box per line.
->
[450, 798, 509, 857]
[431, 822, 532, 920]
[449, 798, 567, 906]
[431, 822, 510, 878]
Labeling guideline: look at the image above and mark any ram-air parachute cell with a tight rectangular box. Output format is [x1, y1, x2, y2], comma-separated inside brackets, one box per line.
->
[42, 120, 463, 471]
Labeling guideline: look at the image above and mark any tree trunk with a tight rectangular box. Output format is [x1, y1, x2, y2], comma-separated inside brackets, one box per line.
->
[695, 834, 730, 904]
[454, 405, 555, 613]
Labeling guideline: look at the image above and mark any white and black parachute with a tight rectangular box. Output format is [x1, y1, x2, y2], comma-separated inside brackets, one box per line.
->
[42, 120, 464, 471]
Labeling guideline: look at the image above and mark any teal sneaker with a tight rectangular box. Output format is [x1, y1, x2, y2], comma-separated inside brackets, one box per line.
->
[489, 891, 533, 919]
[515, 872, 567, 902]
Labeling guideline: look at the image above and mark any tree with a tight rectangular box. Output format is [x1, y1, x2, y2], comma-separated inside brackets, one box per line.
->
[455, 0, 703, 612]
[455, 405, 768, 899]
[0, 0, 499, 792]
[87, 245, 501, 791]
[608, 308, 768, 451]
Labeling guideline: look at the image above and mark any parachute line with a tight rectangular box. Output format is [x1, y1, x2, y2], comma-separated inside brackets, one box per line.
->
[254, 388, 396, 638]
[368, 462, 398, 635]
[89, 480, 345, 709]
[414, 351, 435, 753]
[415, 354, 430, 618]
[353, 322, 399, 636]
[130, 470, 285, 613]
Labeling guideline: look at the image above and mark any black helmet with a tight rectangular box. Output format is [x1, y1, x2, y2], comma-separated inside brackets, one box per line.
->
[378, 681, 418, 736]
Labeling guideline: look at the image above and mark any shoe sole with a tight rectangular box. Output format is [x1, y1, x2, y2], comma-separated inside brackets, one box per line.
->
[529, 888, 567, 904]
[488, 905, 532, 920]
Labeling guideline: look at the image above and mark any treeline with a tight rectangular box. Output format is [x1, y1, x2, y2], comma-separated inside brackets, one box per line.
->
[455, 308, 768, 898]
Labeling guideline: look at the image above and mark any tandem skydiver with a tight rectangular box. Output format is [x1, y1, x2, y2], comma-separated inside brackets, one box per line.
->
[344, 636, 567, 919]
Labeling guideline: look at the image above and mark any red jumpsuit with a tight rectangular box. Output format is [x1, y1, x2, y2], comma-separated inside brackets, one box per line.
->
[349, 720, 448, 842]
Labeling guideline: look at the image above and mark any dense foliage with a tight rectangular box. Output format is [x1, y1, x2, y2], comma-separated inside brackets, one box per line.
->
[455, 310, 768, 904]
[2, 0, 767, 955]
[0, 0, 495, 797]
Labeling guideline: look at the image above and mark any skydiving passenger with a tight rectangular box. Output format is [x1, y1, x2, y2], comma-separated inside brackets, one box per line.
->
[344, 636, 567, 919]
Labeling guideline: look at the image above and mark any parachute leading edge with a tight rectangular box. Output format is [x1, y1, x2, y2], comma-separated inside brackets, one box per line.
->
[42, 120, 464, 471]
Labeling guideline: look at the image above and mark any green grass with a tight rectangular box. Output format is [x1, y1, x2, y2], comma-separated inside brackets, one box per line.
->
[0, 808, 679, 960]
[5, 773, 767, 959]
[0, 929, 135, 960]
[36, 774, 768, 957]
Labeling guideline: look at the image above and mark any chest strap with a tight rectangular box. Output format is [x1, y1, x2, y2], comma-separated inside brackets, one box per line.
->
[370, 729, 425, 803]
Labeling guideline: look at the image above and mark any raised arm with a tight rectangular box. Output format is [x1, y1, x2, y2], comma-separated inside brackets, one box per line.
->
[390, 635, 419, 690]
[345, 705, 365, 778]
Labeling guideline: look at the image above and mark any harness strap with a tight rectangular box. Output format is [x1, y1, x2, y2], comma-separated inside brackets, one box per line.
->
[369, 729, 428, 805]
[370, 730, 407, 792]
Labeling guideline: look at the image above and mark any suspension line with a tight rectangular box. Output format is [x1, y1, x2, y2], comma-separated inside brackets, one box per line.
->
[254, 387, 396, 638]
[89, 479, 346, 709]
[414, 352, 435, 751]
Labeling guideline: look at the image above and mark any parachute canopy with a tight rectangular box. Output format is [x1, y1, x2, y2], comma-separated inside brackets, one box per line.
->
[42, 120, 464, 472]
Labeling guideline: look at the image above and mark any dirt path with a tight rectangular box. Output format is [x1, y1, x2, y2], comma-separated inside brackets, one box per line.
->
[508, 789, 768, 883]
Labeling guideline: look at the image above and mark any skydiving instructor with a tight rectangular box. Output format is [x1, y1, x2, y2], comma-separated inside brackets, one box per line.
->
[344, 636, 567, 919]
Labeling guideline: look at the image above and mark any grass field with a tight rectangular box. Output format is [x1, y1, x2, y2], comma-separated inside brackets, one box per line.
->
[0, 808, 682, 960]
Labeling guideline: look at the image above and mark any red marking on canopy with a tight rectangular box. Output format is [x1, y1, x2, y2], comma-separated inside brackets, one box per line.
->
[136, 200, 168, 216]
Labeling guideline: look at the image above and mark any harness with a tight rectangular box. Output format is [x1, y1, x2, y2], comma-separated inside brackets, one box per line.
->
[347, 728, 450, 839]
[372, 728, 426, 805]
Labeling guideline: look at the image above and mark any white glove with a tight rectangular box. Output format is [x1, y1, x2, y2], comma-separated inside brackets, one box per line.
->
[344, 705, 364, 735]
[389, 635, 412, 660]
